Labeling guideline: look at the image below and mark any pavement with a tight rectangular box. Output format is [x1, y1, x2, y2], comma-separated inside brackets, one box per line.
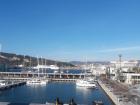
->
[98, 78, 140, 105]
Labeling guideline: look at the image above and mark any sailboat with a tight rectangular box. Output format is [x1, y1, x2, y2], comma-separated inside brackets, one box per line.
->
[26, 56, 48, 85]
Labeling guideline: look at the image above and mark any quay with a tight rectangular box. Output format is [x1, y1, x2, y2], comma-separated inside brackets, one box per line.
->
[98, 80, 117, 105]
[0, 81, 26, 90]
[98, 79, 135, 105]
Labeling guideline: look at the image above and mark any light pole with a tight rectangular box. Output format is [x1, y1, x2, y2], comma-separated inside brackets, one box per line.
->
[118, 54, 122, 82]
[119, 54, 122, 71]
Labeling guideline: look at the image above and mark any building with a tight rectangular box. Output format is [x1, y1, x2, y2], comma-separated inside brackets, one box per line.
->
[90, 64, 106, 76]
[110, 60, 138, 69]
[122, 72, 140, 84]
[108, 60, 140, 84]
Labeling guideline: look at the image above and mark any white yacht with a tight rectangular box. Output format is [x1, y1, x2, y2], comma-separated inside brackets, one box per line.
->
[26, 78, 48, 85]
[76, 79, 96, 88]
[0, 80, 6, 86]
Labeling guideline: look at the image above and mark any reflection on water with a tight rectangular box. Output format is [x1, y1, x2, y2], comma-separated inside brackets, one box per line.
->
[0, 82, 114, 105]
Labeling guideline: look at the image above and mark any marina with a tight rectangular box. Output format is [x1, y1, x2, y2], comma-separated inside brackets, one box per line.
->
[0, 81, 114, 105]
[0, 0, 140, 104]
[0, 68, 114, 105]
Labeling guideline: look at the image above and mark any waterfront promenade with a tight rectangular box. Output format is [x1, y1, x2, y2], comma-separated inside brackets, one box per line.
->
[98, 79, 137, 105]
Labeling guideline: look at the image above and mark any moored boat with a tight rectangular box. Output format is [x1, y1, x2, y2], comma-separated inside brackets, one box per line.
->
[76, 79, 96, 88]
[93, 100, 104, 105]
[0, 80, 6, 86]
[26, 78, 48, 85]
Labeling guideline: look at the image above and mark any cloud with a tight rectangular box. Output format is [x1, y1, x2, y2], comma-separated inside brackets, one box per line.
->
[98, 46, 140, 53]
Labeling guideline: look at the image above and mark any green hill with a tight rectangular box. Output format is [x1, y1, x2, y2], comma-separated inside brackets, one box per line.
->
[0, 52, 75, 70]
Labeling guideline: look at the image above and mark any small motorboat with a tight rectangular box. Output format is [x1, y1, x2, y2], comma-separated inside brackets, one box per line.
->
[93, 100, 103, 105]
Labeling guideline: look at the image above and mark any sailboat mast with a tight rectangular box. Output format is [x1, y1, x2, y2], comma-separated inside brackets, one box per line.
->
[0, 43, 2, 56]
[84, 57, 88, 79]
[30, 56, 31, 70]
[45, 58, 46, 66]
[41, 56, 43, 75]
[37, 56, 39, 78]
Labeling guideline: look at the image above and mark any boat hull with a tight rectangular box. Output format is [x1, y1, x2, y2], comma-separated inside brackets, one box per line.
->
[26, 79, 48, 85]
[76, 80, 96, 88]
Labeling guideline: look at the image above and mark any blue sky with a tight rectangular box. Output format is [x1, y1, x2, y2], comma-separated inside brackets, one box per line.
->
[0, 0, 140, 61]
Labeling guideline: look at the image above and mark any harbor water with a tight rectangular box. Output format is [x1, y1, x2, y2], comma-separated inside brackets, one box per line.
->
[0, 82, 114, 105]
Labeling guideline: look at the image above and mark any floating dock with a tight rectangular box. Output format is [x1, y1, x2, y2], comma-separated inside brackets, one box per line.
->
[0, 81, 26, 90]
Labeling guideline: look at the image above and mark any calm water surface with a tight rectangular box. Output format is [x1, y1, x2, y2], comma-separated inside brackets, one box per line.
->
[0, 82, 114, 105]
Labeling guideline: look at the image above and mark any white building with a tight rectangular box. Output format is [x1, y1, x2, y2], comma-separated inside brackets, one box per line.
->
[123, 73, 140, 84]
[110, 60, 138, 69]
[91, 64, 106, 76]
[109, 60, 140, 84]
[109, 60, 138, 75]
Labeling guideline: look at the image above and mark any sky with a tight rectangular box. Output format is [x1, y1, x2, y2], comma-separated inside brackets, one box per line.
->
[0, 0, 140, 61]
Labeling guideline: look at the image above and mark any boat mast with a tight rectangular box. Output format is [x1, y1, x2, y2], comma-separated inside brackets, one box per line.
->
[37, 56, 39, 78]
[0, 43, 2, 56]
[23, 55, 25, 71]
[85, 57, 87, 79]
[45, 58, 46, 66]
[30, 56, 31, 70]
[41, 56, 43, 76]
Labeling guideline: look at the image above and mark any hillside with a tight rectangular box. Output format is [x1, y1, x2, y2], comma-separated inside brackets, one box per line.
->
[0, 52, 75, 69]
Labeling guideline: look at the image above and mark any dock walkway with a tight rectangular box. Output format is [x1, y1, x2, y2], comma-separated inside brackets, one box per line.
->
[0, 81, 26, 90]
[98, 80, 134, 105]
